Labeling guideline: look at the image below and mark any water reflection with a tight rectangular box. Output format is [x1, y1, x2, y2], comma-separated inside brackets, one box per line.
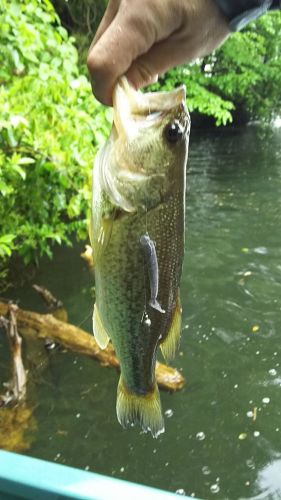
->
[251, 458, 281, 499]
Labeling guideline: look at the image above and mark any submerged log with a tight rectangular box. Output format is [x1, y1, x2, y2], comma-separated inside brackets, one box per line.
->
[0, 301, 185, 391]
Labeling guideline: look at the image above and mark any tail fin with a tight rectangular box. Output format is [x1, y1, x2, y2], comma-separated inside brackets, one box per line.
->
[116, 376, 165, 438]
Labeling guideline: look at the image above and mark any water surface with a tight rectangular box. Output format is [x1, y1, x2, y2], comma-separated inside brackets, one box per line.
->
[1, 125, 281, 499]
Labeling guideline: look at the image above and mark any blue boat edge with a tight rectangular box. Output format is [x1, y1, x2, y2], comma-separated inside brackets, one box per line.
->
[0, 450, 198, 500]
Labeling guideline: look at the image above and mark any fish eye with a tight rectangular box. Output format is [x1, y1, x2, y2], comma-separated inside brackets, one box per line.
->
[164, 120, 183, 144]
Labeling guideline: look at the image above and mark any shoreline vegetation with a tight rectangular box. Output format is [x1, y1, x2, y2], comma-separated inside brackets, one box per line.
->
[1, 0, 280, 285]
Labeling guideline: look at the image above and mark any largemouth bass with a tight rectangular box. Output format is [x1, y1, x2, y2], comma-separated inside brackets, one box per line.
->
[91, 77, 190, 437]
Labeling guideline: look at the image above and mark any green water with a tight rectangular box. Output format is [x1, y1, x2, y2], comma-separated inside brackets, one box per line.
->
[1, 125, 281, 499]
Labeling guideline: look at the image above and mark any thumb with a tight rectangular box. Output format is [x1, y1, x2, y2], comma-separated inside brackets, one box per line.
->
[126, 36, 201, 90]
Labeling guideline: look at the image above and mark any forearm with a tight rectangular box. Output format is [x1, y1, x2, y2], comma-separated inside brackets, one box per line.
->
[213, 0, 281, 30]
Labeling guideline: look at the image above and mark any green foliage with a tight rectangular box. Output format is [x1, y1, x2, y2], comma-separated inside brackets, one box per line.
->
[51, 0, 107, 37]
[51, 0, 108, 71]
[0, 0, 111, 279]
[0, 234, 16, 259]
[207, 12, 281, 122]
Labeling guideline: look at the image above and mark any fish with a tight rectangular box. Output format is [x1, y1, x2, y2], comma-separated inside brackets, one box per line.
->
[91, 77, 190, 437]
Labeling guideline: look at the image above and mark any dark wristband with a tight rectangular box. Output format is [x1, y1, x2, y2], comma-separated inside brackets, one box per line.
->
[213, 0, 279, 31]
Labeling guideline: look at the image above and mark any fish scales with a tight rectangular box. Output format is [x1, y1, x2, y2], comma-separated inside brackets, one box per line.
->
[95, 193, 184, 393]
[91, 77, 190, 437]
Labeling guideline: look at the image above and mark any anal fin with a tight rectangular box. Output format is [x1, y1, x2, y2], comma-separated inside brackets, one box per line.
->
[92, 304, 110, 349]
[160, 293, 182, 362]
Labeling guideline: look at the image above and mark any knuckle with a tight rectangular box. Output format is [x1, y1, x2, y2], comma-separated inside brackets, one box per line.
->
[86, 51, 100, 74]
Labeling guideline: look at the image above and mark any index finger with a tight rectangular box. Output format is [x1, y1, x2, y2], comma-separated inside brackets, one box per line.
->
[89, 0, 120, 51]
[87, 8, 156, 105]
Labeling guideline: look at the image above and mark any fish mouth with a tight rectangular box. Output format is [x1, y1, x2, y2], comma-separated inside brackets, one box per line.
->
[112, 77, 186, 139]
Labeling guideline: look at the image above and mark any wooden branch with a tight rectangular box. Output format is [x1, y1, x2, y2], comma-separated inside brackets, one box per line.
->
[0, 302, 185, 391]
[0, 305, 27, 406]
[0, 305, 38, 452]
[32, 284, 68, 322]
[33, 284, 63, 310]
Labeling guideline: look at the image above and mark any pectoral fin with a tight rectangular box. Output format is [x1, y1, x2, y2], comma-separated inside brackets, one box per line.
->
[94, 216, 114, 262]
[92, 304, 110, 349]
[89, 213, 94, 248]
[160, 294, 182, 362]
[87, 213, 95, 268]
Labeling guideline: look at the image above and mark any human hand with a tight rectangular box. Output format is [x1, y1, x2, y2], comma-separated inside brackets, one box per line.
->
[87, 0, 230, 105]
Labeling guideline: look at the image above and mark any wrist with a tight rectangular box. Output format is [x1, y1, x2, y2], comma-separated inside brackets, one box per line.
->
[213, 0, 273, 30]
